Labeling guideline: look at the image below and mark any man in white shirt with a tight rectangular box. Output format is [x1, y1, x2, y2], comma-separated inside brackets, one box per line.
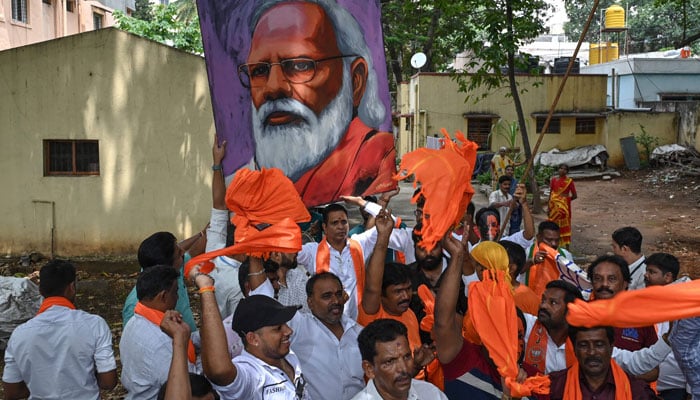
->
[488, 175, 515, 233]
[2, 260, 117, 399]
[611, 226, 646, 290]
[191, 261, 310, 400]
[353, 319, 447, 400]
[297, 203, 405, 320]
[120, 265, 184, 400]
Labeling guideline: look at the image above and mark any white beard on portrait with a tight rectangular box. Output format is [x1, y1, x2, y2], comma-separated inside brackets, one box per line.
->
[252, 68, 354, 182]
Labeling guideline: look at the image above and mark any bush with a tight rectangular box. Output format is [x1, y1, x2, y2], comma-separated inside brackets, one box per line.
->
[515, 164, 555, 187]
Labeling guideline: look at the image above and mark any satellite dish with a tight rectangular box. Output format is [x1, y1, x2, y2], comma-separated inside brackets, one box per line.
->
[410, 52, 427, 69]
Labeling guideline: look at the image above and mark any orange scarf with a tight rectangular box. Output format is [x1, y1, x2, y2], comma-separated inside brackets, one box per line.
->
[567, 279, 700, 328]
[316, 238, 364, 304]
[524, 320, 576, 374]
[185, 168, 310, 278]
[527, 242, 560, 299]
[395, 129, 477, 251]
[563, 359, 632, 399]
[468, 270, 550, 396]
[37, 296, 75, 314]
[135, 302, 196, 364]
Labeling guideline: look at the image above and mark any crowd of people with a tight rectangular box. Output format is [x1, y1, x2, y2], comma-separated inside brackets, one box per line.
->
[2, 139, 699, 400]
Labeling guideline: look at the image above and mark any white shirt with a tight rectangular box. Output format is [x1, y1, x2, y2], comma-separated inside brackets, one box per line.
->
[523, 313, 568, 373]
[2, 305, 116, 400]
[488, 189, 513, 232]
[213, 350, 310, 400]
[207, 208, 244, 318]
[524, 313, 673, 375]
[351, 378, 448, 400]
[298, 227, 405, 320]
[288, 312, 365, 400]
[656, 321, 687, 391]
[120, 314, 174, 400]
[627, 255, 647, 290]
[278, 265, 312, 313]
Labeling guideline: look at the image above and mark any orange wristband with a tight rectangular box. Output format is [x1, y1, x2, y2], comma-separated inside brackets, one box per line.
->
[198, 286, 215, 294]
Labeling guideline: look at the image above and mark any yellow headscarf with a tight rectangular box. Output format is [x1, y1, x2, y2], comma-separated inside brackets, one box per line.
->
[470, 241, 512, 287]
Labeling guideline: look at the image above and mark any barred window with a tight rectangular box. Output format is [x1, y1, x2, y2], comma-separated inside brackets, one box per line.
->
[44, 140, 100, 176]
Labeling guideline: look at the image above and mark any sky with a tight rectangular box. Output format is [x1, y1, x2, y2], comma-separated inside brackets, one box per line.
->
[546, 0, 569, 35]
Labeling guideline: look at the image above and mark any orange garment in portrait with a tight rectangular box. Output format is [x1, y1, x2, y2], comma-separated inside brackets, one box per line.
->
[294, 118, 396, 207]
[548, 176, 576, 247]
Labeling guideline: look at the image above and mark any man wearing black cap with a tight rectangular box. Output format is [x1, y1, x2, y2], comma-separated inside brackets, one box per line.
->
[191, 258, 310, 399]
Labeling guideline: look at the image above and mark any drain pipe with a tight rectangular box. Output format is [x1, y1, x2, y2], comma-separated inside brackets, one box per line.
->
[32, 200, 55, 259]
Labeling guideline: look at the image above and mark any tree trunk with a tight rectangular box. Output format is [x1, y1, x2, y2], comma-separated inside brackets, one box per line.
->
[505, 0, 542, 213]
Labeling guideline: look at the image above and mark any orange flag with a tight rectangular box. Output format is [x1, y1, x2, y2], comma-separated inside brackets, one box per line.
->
[395, 129, 477, 251]
[468, 270, 550, 396]
[185, 168, 310, 278]
[567, 278, 700, 328]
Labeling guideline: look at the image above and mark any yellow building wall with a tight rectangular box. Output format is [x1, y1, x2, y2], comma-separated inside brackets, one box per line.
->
[604, 112, 677, 166]
[402, 73, 677, 167]
[0, 28, 215, 256]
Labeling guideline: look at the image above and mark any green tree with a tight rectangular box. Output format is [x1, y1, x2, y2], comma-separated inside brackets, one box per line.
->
[114, 3, 203, 54]
[381, 0, 474, 88]
[564, 0, 700, 52]
[452, 0, 551, 210]
[132, 0, 153, 21]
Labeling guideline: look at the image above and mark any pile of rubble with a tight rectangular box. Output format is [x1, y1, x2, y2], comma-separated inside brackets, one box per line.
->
[651, 144, 700, 174]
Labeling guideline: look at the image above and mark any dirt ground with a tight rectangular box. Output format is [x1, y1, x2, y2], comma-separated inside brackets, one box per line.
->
[569, 168, 700, 278]
[1, 166, 699, 399]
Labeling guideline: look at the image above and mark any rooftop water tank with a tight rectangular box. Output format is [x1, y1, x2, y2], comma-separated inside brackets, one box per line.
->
[605, 5, 625, 30]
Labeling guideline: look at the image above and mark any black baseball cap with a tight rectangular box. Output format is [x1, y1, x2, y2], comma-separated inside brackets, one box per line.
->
[231, 295, 301, 336]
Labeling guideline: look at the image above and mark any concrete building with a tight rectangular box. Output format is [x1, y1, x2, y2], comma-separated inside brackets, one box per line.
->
[0, 0, 134, 50]
[0, 28, 215, 257]
[581, 53, 700, 151]
[396, 72, 678, 166]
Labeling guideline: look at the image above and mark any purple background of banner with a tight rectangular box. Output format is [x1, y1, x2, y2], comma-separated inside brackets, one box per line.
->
[196, 0, 392, 175]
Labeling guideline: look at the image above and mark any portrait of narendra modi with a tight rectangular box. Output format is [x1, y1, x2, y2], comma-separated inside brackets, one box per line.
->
[197, 0, 397, 206]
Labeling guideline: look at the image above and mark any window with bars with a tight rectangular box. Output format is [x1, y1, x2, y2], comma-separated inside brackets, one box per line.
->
[12, 0, 28, 23]
[467, 118, 493, 150]
[535, 117, 561, 134]
[43, 140, 100, 176]
[93, 12, 103, 29]
[575, 117, 596, 134]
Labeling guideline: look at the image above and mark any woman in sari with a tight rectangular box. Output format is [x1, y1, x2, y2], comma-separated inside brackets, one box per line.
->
[548, 164, 577, 247]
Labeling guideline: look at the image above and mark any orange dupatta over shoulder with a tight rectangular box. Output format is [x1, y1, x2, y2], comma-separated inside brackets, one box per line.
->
[135, 302, 196, 363]
[315, 238, 365, 304]
[562, 359, 632, 400]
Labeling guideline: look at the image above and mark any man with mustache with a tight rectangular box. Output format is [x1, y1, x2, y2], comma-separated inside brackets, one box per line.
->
[238, 256, 365, 400]
[547, 326, 658, 399]
[523, 277, 673, 377]
[242, 0, 396, 205]
[588, 255, 658, 352]
[358, 209, 437, 378]
[354, 319, 447, 400]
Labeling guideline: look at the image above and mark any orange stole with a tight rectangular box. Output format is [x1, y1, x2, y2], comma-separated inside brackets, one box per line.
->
[527, 242, 561, 299]
[524, 320, 576, 374]
[134, 302, 196, 364]
[316, 238, 365, 304]
[37, 296, 75, 314]
[563, 359, 632, 400]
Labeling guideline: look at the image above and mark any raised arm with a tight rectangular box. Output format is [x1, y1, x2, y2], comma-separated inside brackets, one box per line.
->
[160, 310, 192, 400]
[191, 269, 237, 386]
[360, 208, 393, 316]
[212, 136, 227, 211]
[516, 184, 535, 240]
[434, 232, 467, 364]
